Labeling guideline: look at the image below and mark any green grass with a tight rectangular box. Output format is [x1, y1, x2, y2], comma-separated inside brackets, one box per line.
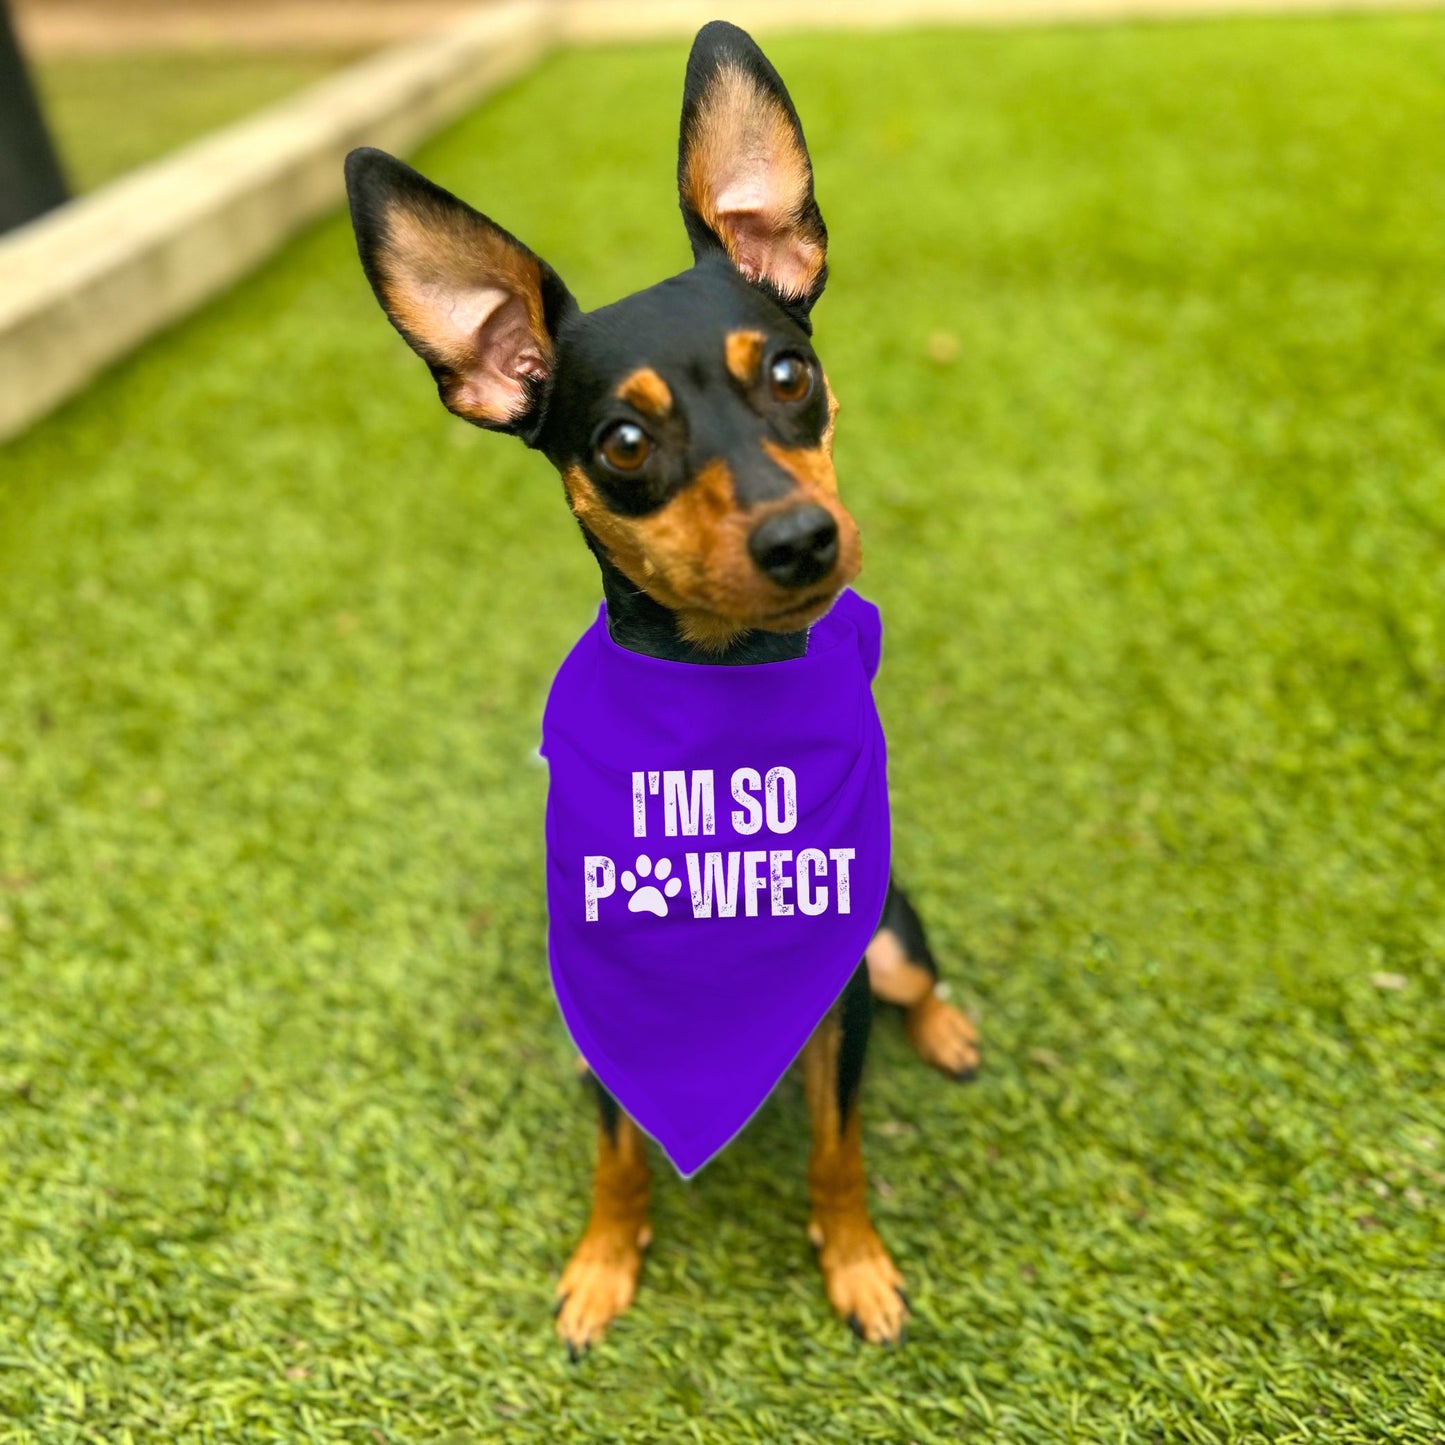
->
[33, 50, 357, 191]
[3, 14, 1445, 1442]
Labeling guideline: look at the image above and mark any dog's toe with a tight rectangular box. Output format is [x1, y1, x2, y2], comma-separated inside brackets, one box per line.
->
[905, 993, 981, 1080]
[554, 1228, 646, 1354]
[814, 1221, 909, 1345]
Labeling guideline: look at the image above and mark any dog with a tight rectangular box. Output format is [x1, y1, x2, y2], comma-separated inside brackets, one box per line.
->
[343, 19, 981, 1353]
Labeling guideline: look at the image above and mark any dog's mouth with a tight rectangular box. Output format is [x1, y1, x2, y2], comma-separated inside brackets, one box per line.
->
[755, 586, 842, 629]
[581, 492, 862, 649]
[673, 583, 845, 651]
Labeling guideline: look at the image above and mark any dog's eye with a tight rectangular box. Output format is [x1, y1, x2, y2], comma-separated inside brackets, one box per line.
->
[597, 421, 651, 473]
[768, 353, 813, 404]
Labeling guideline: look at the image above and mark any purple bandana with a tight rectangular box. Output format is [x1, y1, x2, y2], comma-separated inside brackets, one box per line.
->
[540, 589, 891, 1176]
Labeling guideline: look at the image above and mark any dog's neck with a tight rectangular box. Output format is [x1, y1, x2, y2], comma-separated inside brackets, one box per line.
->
[591, 545, 810, 666]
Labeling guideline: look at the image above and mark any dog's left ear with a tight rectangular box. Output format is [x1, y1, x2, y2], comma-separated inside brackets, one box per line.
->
[677, 21, 828, 326]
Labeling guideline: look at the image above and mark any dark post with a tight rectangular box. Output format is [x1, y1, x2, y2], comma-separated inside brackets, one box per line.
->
[0, 0, 69, 234]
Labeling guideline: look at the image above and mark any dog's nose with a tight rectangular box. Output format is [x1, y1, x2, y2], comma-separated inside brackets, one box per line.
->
[748, 505, 839, 589]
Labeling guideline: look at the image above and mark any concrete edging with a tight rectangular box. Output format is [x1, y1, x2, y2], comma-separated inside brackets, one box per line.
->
[0, 0, 554, 442]
[560, 0, 1444, 43]
[3, 0, 1442, 441]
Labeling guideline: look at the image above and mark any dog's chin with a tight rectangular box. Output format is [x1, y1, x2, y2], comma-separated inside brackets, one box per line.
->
[676, 585, 844, 651]
[750, 587, 844, 633]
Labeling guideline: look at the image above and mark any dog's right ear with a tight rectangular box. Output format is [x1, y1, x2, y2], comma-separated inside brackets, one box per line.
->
[678, 22, 828, 326]
[344, 147, 574, 442]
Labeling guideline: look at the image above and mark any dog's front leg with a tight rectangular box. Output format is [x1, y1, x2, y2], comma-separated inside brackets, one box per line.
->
[555, 1078, 652, 1357]
[867, 877, 981, 1080]
[802, 963, 908, 1344]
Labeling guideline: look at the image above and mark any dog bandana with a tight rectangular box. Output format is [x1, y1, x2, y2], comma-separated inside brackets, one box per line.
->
[540, 589, 891, 1176]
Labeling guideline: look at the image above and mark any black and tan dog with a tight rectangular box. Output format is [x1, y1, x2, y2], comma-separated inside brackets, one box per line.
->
[344, 20, 980, 1352]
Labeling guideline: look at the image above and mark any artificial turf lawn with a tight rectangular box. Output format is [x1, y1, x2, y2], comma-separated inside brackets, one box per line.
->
[2, 12, 1444, 1442]
[33, 50, 358, 192]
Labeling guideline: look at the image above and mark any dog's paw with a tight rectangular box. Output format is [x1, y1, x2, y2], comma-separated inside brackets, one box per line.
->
[809, 1216, 908, 1345]
[554, 1222, 650, 1357]
[905, 992, 981, 1081]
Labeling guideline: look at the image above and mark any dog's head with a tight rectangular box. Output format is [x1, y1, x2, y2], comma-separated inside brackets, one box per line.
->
[345, 21, 859, 649]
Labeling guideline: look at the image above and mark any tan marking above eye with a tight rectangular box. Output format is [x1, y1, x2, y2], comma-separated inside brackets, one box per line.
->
[725, 329, 767, 386]
[615, 368, 673, 418]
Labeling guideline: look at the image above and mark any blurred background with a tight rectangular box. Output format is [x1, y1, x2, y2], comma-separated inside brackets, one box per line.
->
[2, 1, 1443, 1441]
[8, 0, 457, 195]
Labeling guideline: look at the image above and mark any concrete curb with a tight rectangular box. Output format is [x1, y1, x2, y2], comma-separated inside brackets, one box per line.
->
[560, 0, 1444, 43]
[0, 0, 554, 442]
[14, 2, 480, 56]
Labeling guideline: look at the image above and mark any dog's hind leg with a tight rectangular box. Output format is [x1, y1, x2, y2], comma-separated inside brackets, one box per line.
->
[802, 962, 908, 1344]
[555, 1075, 652, 1358]
[866, 876, 980, 1081]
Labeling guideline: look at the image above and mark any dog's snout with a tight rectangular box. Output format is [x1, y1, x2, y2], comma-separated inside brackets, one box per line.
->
[748, 505, 839, 589]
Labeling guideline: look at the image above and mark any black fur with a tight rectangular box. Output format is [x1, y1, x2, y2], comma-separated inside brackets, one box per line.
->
[591, 1072, 623, 1143]
[538, 255, 829, 514]
[836, 960, 874, 1127]
[342, 20, 957, 1258]
[878, 877, 940, 982]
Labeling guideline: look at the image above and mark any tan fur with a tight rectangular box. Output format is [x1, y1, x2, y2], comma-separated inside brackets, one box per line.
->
[683, 65, 824, 299]
[380, 202, 547, 363]
[866, 928, 981, 1076]
[555, 1114, 652, 1352]
[725, 329, 767, 385]
[823, 376, 841, 450]
[375, 199, 549, 423]
[762, 437, 841, 498]
[801, 1014, 907, 1344]
[763, 439, 862, 593]
[564, 452, 858, 646]
[564, 381, 862, 641]
[616, 368, 673, 418]
[905, 994, 982, 1078]
[864, 928, 935, 1007]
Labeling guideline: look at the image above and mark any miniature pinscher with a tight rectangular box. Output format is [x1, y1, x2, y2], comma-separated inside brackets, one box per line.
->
[344, 20, 981, 1352]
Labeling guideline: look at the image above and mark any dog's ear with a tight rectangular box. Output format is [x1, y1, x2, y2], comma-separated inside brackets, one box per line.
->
[677, 21, 828, 325]
[344, 147, 574, 441]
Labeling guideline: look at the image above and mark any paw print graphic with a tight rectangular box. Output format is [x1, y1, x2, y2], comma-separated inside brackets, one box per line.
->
[620, 854, 683, 917]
